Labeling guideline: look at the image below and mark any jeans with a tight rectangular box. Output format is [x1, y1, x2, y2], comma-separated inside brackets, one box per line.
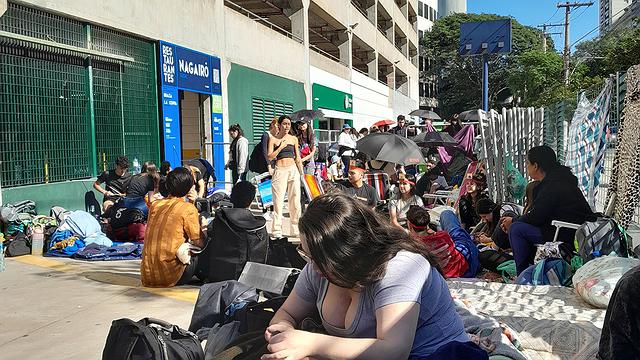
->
[341, 155, 351, 176]
[508, 221, 545, 274]
[176, 256, 199, 286]
[122, 197, 148, 217]
[440, 210, 480, 277]
[271, 164, 301, 238]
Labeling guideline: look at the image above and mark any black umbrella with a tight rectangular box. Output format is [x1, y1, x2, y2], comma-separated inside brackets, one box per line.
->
[413, 131, 458, 148]
[459, 109, 483, 122]
[290, 109, 324, 122]
[356, 132, 425, 166]
[409, 109, 441, 120]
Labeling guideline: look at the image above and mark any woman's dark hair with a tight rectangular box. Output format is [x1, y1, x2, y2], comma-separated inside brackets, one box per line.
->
[166, 167, 194, 197]
[299, 194, 440, 289]
[400, 174, 417, 196]
[277, 115, 292, 124]
[359, 128, 369, 136]
[296, 121, 314, 145]
[527, 145, 564, 173]
[228, 123, 244, 137]
[115, 156, 129, 169]
[142, 161, 161, 191]
[160, 161, 171, 176]
[524, 180, 541, 213]
[475, 198, 497, 216]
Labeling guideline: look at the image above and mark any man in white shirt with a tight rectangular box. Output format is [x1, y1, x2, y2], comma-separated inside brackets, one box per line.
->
[337, 123, 357, 177]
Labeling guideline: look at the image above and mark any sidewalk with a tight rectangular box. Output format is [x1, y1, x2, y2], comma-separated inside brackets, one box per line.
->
[0, 256, 195, 360]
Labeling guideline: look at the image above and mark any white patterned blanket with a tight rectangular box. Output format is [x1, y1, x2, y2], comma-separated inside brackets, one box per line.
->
[448, 279, 605, 360]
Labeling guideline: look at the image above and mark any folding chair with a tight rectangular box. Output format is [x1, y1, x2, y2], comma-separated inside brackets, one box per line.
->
[302, 174, 325, 201]
[364, 172, 391, 201]
[252, 172, 274, 210]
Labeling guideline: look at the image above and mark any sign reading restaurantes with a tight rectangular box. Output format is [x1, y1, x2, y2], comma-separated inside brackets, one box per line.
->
[159, 41, 221, 94]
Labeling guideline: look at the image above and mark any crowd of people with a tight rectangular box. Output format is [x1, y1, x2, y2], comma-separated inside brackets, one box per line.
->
[91, 112, 609, 359]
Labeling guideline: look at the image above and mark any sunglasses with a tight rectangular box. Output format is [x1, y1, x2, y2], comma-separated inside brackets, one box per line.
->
[296, 245, 313, 263]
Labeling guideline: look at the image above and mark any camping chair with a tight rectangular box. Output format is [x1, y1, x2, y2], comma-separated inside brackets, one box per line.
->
[252, 172, 274, 211]
[364, 172, 391, 202]
[423, 189, 460, 207]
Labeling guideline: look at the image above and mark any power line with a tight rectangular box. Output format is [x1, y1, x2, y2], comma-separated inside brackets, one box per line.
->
[570, 5, 631, 47]
[558, 2, 594, 85]
[544, 7, 561, 24]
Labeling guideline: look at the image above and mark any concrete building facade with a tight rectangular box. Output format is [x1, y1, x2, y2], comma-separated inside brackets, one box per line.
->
[417, 0, 466, 109]
[0, 0, 419, 210]
[611, 0, 640, 30]
[600, 0, 633, 33]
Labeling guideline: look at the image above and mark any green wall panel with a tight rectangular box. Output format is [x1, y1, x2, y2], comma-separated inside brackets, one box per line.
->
[227, 64, 306, 146]
[2, 180, 102, 213]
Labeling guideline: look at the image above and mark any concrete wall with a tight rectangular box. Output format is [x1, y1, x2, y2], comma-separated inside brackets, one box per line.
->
[437, 0, 466, 17]
[2, 180, 101, 213]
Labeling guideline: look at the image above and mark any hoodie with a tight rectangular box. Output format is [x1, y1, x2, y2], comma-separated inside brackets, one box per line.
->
[518, 166, 595, 244]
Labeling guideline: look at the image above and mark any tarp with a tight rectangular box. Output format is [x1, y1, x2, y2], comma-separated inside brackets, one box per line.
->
[565, 79, 612, 208]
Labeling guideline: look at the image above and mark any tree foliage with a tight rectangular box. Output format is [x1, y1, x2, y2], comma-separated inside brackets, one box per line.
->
[422, 13, 551, 116]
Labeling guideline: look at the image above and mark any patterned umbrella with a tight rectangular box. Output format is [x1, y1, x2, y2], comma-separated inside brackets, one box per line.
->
[409, 109, 441, 120]
[413, 131, 458, 148]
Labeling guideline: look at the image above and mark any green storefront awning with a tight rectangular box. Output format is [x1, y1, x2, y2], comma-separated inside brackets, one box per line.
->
[312, 83, 353, 114]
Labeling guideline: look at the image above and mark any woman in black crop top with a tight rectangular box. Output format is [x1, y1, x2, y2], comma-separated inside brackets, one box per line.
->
[267, 115, 305, 240]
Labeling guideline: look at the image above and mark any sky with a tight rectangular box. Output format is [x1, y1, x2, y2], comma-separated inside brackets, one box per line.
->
[467, 0, 601, 52]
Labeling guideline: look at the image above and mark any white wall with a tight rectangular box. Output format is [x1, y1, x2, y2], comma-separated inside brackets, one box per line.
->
[351, 70, 393, 129]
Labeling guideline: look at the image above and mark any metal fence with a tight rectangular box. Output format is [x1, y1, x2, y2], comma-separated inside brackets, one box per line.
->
[0, 2, 159, 187]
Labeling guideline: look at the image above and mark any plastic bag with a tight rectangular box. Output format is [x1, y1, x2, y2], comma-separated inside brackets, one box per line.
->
[504, 159, 527, 201]
[573, 255, 640, 309]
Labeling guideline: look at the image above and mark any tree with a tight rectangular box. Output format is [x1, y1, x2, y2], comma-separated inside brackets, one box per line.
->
[422, 13, 553, 116]
[575, 27, 640, 77]
[508, 50, 567, 107]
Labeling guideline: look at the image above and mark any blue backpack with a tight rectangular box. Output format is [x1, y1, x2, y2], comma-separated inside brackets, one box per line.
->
[516, 258, 573, 287]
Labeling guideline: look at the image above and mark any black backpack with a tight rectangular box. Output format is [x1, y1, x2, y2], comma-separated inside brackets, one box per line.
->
[248, 142, 267, 174]
[110, 207, 146, 229]
[197, 208, 269, 283]
[102, 317, 204, 360]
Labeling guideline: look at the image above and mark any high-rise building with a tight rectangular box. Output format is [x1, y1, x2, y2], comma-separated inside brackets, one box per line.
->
[600, 0, 633, 33]
[611, 0, 640, 30]
[417, 0, 466, 109]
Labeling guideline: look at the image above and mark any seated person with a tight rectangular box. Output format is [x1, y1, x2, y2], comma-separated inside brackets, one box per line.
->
[327, 155, 344, 182]
[389, 174, 423, 230]
[501, 146, 595, 274]
[474, 198, 522, 250]
[140, 167, 204, 287]
[264, 194, 485, 359]
[458, 178, 487, 230]
[334, 159, 379, 207]
[123, 161, 160, 216]
[598, 264, 640, 360]
[93, 156, 131, 211]
[406, 206, 480, 278]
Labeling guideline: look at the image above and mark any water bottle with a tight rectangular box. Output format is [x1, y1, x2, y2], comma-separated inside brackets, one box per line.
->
[31, 226, 44, 256]
[132, 158, 141, 174]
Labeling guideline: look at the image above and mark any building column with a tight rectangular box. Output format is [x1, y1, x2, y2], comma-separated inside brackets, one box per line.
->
[0, 0, 7, 17]
[291, 0, 311, 108]
[366, 0, 376, 25]
[338, 34, 352, 69]
[367, 52, 378, 80]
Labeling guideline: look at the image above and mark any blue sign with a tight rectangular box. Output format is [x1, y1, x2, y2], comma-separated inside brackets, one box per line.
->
[159, 41, 224, 177]
[459, 19, 512, 56]
[161, 87, 181, 169]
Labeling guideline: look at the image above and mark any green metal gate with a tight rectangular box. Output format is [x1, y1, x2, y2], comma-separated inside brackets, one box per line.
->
[0, 2, 159, 188]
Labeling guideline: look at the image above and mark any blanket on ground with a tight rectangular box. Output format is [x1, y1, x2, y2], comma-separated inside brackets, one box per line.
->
[448, 279, 605, 360]
[71, 242, 143, 261]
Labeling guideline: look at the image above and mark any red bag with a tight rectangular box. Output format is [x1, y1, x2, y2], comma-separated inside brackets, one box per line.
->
[113, 223, 146, 242]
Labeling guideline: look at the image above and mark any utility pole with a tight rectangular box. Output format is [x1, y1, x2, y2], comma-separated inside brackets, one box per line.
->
[557, 1, 593, 85]
[537, 23, 564, 52]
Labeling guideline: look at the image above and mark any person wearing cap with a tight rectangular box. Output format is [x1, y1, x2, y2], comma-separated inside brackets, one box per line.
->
[337, 123, 357, 177]
[335, 158, 378, 207]
[390, 173, 424, 230]
[327, 155, 344, 182]
[444, 113, 462, 137]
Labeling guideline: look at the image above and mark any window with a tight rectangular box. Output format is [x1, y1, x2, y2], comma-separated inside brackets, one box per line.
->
[418, 1, 423, 17]
[419, 30, 424, 41]
[251, 98, 293, 143]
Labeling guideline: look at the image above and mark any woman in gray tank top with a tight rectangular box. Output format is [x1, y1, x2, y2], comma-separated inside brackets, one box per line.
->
[262, 194, 486, 360]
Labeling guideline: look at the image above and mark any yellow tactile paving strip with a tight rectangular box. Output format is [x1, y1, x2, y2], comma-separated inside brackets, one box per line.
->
[11, 255, 199, 303]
